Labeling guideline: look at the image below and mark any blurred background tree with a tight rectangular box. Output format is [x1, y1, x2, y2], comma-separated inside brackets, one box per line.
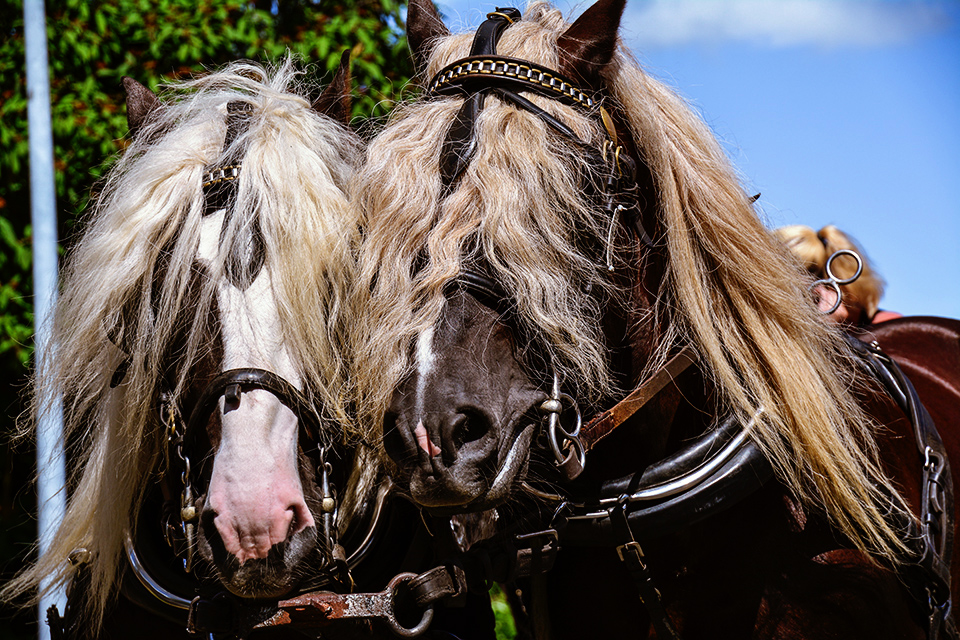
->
[0, 0, 412, 636]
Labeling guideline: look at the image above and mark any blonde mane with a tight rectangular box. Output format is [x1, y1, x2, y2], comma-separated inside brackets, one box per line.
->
[354, 1, 911, 563]
[4, 59, 365, 626]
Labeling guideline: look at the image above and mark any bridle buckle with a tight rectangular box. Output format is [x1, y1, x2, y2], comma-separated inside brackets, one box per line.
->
[617, 540, 645, 565]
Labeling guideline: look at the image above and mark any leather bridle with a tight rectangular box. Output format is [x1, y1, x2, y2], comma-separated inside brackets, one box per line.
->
[118, 102, 372, 612]
[433, 3, 772, 505]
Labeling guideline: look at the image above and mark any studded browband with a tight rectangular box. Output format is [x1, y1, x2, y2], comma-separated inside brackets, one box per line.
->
[202, 102, 250, 214]
[201, 164, 240, 189]
[428, 56, 597, 113]
[426, 7, 635, 193]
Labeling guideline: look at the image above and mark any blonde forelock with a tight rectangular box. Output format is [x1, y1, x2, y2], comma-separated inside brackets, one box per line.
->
[354, 6, 633, 433]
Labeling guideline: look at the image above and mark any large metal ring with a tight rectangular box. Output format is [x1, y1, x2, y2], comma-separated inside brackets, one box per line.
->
[810, 249, 863, 315]
[546, 393, 583, 466]
[385, 573, 435, 637]
[825, 249, 863, 285]
[811, 278, 843, 315]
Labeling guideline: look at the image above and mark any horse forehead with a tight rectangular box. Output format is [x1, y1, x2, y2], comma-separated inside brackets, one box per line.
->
[420, 293, 521, 391]
[433, 290, 515, 355]
[197, 207, 226, 263]
[196, 206, 301, 386]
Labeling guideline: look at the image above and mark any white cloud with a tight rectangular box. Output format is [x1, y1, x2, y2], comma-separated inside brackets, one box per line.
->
[620, 0, 954, 49]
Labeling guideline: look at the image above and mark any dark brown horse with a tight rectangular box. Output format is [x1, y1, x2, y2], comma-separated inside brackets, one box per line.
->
[352, 0, 960, 637]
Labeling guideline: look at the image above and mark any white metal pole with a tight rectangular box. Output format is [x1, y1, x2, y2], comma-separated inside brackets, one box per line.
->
[24, 0, 66, 637]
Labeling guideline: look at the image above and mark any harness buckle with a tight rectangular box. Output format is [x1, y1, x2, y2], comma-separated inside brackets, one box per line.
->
[514, 529, 559, 577]
[617, 540, 645, 565]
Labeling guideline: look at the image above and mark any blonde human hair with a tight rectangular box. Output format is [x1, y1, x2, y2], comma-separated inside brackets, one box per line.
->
[3, 58, 364, 628]
[353, 0, 912, 566]
[776, 224, 886, 318]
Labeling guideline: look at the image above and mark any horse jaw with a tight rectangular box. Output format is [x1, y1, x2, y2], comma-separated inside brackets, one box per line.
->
[384, 290, 547, 512]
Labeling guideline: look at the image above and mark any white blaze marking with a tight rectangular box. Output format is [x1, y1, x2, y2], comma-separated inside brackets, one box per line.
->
[413, 327, 442, 455]
[198, 210, 312, 561]
[415, 327, 435, 422]
[197, 210, 299, 385]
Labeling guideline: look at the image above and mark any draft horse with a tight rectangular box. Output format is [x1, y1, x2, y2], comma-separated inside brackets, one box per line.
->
[353, 0, 960, 637]
[4, 58, 431, 639]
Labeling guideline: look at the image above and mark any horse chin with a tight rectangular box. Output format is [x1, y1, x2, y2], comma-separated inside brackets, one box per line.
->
[409, 422, 536, 514]
[198, 523, 319, 599]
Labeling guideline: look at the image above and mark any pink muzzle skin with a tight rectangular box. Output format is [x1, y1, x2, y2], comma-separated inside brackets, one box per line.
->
[207, 389, 316, 563]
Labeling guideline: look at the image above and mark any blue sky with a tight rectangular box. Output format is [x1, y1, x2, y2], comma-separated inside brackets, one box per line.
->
[430, 0, 960, 319]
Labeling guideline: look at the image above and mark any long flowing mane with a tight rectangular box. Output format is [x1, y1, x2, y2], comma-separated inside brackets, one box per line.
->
[354, 1, 910, 563]
[5, 59, 363, 625]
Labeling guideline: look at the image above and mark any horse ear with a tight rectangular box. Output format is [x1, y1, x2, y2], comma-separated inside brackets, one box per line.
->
[557, 0, 625, 90]
[314, 50, 352, 125]
[407, 0, 449, 73]
[122, 76, 160, 136]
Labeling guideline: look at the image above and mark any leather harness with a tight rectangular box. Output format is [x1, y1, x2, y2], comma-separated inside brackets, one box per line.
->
[51, 12, 957, 638]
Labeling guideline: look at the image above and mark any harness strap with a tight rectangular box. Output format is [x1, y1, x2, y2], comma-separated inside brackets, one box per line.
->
[610, 504, 681, 639]
[202, 101, 249, 214]
[436, 9, 520, 189]
[580, 346, 696, 451]
[846, 335, 957, 640]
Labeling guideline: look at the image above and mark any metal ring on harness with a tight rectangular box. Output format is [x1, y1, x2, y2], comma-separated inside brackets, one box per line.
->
[539, 374, 585, 480]
[383, 573, 436, 638]
[810, 249, 863, 315]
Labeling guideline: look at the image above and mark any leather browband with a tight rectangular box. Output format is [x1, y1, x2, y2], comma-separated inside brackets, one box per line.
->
[429, 55, 598, 113]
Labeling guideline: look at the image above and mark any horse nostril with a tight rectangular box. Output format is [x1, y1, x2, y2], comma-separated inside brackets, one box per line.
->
[382, 410, 408, 463]
[452, 408, 491, 449]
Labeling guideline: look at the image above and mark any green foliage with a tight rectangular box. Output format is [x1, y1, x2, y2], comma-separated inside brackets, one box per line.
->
[491, 583, 518, 640]
[0, 1, 413, 635]
[0, 0, 412, 368]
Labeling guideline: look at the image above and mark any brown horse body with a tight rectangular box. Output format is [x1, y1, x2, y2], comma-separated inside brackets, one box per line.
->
[528, 316, 960, 639]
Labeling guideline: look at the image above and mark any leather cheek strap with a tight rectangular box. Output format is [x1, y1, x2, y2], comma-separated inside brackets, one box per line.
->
[438, 9, 520, 191]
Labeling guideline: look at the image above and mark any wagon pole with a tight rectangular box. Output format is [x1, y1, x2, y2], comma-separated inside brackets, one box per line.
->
[24, 1, 67, 638]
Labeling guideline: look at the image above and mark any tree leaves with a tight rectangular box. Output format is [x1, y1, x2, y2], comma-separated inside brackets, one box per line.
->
[0, 0, 414, 373]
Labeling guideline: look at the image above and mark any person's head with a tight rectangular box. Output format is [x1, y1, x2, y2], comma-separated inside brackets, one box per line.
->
[775, 224, 886, 324]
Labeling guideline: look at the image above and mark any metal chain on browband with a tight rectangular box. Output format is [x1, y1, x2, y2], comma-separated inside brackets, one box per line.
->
[811, 249, 863, 315]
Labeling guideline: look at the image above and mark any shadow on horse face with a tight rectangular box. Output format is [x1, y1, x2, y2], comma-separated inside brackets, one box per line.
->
[384, 288, 548, 511]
